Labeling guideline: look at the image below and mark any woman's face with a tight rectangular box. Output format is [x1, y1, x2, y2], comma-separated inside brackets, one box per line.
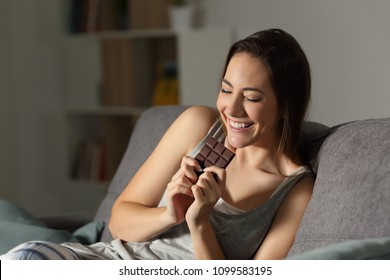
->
[217, 52, 280, 150]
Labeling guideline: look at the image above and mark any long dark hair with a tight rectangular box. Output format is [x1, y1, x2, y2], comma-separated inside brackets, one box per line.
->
[221, 29, 311, 173]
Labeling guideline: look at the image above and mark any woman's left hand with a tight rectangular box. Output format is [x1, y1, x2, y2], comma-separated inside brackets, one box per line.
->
[185, 165, 226, 227]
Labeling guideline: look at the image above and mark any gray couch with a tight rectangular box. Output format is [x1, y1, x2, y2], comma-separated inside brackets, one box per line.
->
[2, 105, 388, 258]
[91, 105, 390, 259]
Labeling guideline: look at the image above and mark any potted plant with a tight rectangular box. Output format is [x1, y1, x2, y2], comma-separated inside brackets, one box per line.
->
[168, 0, 193, 31]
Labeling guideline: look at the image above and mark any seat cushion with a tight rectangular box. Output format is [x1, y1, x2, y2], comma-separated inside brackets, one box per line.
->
[0, 199, 103, 254]
[289, 117, 390, 257]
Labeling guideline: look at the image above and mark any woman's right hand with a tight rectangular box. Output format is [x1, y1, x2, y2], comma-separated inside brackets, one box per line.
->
[165, 156, 201, 225]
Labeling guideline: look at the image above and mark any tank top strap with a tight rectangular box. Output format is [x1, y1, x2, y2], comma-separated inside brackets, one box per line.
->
[187, 118, 225, 158]
[269, 166, 314, 199]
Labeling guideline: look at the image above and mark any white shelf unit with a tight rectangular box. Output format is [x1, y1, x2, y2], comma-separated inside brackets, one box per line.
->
[62, 27, 231, 211]
[63, 28, 232, 109]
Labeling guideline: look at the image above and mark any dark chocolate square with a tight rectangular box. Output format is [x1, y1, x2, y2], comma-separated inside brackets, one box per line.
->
[194, 137, 235, 175]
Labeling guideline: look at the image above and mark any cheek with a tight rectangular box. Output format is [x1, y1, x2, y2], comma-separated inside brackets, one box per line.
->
[246, 104, 276, 124]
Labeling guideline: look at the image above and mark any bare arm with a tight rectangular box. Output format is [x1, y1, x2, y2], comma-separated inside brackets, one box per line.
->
[253, 176, 314, 260]
[108, 106, 219, 242]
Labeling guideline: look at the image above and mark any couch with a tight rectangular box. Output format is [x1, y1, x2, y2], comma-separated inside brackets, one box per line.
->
[1, 105, 390, 259]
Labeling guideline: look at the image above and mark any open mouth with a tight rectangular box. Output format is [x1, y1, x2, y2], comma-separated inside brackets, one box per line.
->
[229, 119, 254, 130]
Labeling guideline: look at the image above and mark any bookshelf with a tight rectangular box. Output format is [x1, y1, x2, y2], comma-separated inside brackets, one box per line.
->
[61, 1, 232, 205]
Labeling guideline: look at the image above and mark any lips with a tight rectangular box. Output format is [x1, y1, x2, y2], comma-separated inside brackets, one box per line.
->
[229, 119, 254, 130]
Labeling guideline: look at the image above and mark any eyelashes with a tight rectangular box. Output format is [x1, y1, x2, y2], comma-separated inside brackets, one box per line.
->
[244, 97, 262, 103]
[220, 88, 263, 103]
[220, 88, 232, 94]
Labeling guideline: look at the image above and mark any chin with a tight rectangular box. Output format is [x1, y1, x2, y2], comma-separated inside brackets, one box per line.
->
[226, 134, 249, 149]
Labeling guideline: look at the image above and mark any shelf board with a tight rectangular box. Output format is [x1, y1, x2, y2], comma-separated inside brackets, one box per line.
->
[65, 29, 176, 41]
[66, 106, 148, 116]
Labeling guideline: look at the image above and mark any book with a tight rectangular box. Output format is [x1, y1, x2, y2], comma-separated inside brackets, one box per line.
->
[71, 139, 107, 182]
[100, 39, 136, 107]
[85, 0, 100, 33]
[129, 0, 169, 29]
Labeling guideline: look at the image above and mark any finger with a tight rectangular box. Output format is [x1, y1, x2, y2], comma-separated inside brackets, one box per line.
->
[181, 156, 202, 183]
[196, 176, 221, 202]
[171, 165, 197, 185]
[199, 171, 224, 198]
[167, 175, 195, 194]
[191, 184, 206, 203]
[171, 173, 193, 188]
[177, 185, 194, 197]
[182, 162, 199, 184]
[203, 166, 226, 183]
[181, 156, 202, 171]
[171, 170, 184, 182]
[167, 181, 194, 197]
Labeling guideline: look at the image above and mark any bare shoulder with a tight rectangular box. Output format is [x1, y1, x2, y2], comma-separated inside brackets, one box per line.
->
[288, 175, 315, 201]
[166, 106, 219, 151]
[175, 106, 219, 130]
[277, 175, 315, 232]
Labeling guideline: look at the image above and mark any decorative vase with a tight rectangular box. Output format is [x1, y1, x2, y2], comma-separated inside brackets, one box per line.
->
[169, 5, 193, 31]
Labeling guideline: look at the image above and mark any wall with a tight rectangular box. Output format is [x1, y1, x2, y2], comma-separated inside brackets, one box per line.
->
[203, 0, 390, 126]
[0, 0, 68, 215]
[0, 0, 17, 201]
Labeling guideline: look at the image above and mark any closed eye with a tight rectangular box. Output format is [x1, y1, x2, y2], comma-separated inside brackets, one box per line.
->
[244, 96, 263, 102]
[243, 87, 265, 103]
[220, 88, 232, 94]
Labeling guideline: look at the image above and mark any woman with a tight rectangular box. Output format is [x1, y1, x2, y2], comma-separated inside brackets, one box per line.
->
[1, 28, 314, 260]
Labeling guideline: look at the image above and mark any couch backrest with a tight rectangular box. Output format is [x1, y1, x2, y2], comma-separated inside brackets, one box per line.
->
[289, 117, 390, 256]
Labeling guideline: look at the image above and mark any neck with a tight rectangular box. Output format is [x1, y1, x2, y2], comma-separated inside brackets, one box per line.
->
[231, 144, 301, 176]
[234, 145, 279, 174]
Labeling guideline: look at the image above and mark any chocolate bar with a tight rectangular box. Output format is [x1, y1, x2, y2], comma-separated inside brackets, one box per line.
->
[194, 137, 235, 176]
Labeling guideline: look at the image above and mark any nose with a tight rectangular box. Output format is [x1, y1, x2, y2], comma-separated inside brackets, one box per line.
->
[225, 92, 245, 117]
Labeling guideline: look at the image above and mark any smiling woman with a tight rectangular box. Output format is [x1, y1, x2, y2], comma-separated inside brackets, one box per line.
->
[218, 29, 312, 176]
[1, 29, 315, 260]
[217, 53, 280, 152]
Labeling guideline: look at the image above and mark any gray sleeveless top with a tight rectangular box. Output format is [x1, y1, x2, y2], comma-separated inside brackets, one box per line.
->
[65, 119, 314, 260]
[188, 119, 314, 259]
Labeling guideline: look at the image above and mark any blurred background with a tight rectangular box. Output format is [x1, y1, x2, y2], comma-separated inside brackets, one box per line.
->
[1, 0, 389, 217]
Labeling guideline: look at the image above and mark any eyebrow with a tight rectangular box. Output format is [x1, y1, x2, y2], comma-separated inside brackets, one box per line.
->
[222, 79, 266, 95]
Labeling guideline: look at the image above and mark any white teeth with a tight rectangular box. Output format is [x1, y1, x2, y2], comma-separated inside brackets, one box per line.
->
[229, 119, 251, 129]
